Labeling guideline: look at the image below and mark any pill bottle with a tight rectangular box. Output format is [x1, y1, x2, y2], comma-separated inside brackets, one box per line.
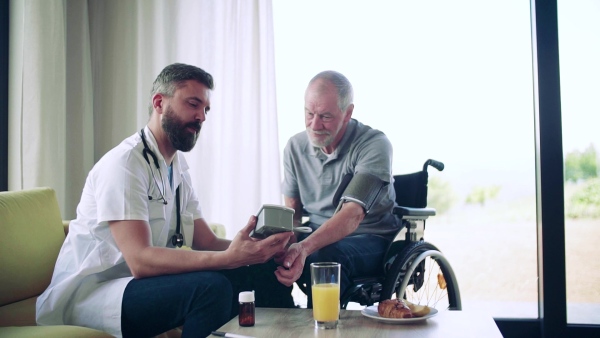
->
[238, 291, 255, 327]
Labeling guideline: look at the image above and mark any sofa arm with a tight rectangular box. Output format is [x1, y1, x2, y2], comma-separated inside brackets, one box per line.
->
[209, 223, 226, 238]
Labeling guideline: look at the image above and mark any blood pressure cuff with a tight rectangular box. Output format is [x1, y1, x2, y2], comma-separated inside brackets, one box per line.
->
[333, 172, 389, 214]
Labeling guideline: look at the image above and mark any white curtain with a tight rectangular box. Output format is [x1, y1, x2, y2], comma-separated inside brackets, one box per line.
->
[8, 0, 282, 238]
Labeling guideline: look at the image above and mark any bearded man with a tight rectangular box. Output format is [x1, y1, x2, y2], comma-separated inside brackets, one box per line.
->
[37, 63, 295, 338]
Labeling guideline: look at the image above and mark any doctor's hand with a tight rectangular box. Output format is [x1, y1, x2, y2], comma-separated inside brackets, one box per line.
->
[273, 232, 298, 265]
[274, 242, 308, 286]
[226, 216, 292, 268]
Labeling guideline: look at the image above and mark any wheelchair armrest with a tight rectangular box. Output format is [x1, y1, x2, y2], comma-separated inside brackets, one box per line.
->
[393, 206, 436, 218]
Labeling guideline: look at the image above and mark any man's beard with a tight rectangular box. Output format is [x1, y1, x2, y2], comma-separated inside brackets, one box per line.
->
[306, 129, 334, 148]
[162, 106, 201, 152]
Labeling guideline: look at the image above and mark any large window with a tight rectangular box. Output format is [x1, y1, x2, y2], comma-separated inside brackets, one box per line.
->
[558, 0, 600, 325]
[274, 0, 538, 319]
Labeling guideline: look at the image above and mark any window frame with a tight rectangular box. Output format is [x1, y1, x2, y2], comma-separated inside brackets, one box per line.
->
[495, 1, 599, 336]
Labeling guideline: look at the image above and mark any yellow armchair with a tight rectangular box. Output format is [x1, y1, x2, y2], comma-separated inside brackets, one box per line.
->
[0, 187, 227, 338]
[0, 187, 111, 337]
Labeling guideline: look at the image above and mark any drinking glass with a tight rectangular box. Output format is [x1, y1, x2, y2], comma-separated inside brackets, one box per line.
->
[310, 262, 341, 329]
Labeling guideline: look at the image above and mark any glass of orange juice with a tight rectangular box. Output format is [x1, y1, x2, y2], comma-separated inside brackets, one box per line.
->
[310, 262, 341, 329]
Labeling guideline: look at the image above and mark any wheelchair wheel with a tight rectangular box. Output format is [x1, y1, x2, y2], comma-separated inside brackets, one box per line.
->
[381, 241, 461, 311]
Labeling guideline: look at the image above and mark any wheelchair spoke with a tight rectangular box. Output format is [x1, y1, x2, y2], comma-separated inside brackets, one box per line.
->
[381, 241, 461, 311]
[403, 255, 450, 310]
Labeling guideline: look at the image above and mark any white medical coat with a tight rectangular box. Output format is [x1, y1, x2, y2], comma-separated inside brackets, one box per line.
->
[36, 127, 202, 337]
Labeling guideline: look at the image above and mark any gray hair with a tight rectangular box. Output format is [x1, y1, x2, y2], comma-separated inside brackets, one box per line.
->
[309, 70, 354, 111]
[149, 63, 214, 115]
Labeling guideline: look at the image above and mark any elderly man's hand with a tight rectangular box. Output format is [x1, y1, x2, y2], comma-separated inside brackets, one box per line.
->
[274, 242, 308, 286]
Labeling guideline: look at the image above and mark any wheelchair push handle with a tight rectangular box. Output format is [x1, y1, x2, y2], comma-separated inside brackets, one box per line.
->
[424, 159, 444, 172]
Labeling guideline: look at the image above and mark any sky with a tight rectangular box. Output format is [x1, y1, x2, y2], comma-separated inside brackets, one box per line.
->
[272, 0, 599, 199]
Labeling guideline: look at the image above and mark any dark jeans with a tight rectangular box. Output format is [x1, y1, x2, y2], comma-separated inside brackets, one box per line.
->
[298, 223, 392, 308]
[121, 260, 294, 338]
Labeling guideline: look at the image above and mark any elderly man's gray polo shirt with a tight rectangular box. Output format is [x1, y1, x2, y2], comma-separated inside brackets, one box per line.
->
[282, 119, 399, 237]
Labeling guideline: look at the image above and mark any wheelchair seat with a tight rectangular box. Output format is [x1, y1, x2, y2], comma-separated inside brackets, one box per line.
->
[298, 159, 461, 311]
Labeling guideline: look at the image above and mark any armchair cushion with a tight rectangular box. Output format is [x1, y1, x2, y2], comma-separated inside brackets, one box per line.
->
[0, 188, 65, 307]
[209, 222, 226, 238]
[0, 325, 113, 338]
[0, 188, 112, 337]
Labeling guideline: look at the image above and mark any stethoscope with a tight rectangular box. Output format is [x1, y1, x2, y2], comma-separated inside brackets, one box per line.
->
[140, 129, 184, 248]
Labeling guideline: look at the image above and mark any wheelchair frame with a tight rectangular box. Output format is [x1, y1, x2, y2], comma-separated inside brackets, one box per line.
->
[339, 159, 462, 311]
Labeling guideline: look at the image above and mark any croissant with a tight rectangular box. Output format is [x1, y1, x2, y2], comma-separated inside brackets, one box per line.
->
[405, 300, 432, 317]
[377, 299, 413, 318]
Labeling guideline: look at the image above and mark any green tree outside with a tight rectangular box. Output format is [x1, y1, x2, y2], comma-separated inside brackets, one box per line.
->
[565, 144, 598, 182]
[564, 144, 599, 219]
[566, 178, 600, 219]
[465, 185, 501, 207]
[427, 176, 457, 215]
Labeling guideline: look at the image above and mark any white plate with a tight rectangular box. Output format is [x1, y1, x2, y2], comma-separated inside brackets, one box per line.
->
[361, 305, 438, 324]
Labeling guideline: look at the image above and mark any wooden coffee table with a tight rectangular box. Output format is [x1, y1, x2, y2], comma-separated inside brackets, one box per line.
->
[215, 307, 503, 337]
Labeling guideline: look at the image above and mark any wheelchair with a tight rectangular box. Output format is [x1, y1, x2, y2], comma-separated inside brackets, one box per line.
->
[298, 159, 462, 312]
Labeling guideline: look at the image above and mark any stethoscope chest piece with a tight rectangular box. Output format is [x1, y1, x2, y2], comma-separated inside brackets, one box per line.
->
[171, 233, 184, 248]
